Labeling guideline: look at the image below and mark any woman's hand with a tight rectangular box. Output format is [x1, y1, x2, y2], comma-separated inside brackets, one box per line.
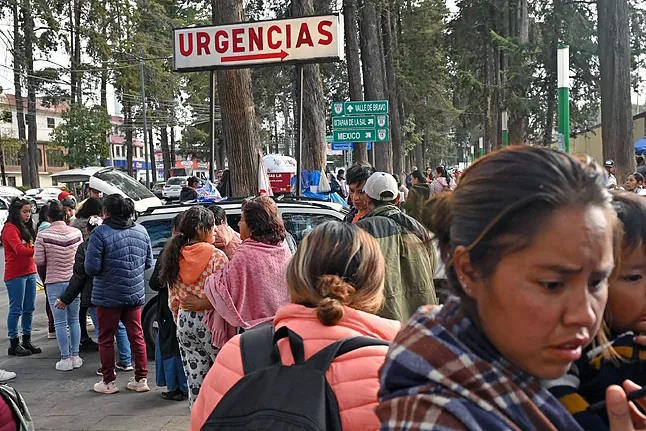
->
[214, 225, 234, 250]
[607, 380, 646, 430]
[54, 299, 66, 310]
[180, 294, 213, 312]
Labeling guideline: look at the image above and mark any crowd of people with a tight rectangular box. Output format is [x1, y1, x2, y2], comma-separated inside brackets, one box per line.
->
[2, 146, 646, 430]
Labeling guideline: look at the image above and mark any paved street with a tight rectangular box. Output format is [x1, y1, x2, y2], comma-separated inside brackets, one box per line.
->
[0, 249, 189, 430]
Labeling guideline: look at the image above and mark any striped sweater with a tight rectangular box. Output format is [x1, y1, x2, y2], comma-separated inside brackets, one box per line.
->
[34, 221, 83, 284]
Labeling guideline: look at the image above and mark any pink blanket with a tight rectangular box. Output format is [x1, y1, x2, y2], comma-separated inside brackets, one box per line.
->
[203, 238, 292, 347]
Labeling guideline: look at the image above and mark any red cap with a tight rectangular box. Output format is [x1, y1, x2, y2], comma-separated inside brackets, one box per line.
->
[58, 191, 70, 201]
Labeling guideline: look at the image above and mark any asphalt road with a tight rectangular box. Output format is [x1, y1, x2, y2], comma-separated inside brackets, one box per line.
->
[0, 247, 189, 430]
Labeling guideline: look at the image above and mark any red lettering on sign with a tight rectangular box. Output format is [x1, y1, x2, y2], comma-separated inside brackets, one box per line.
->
[318, 20, 333, 45]
[215, 30, 228, 54]
[267, 26, 281, 49]
[286, 24, 292, 49]
[196, 32, 210, 55]
[232, 28, 244, 53]
[179, 33, 193, 56]
[249, 27, 263, 51]
[296, 23, 313, 48]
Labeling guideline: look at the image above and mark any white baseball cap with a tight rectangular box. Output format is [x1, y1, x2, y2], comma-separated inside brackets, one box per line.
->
[363, 172, 399, 201]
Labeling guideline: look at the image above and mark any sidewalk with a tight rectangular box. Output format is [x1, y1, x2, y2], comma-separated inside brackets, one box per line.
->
[0, 289, 189, 430]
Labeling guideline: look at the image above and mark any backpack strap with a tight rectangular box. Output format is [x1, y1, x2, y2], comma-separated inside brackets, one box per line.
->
[240, 323, 276, 375]
[240, 324, 308, 374]
[305, 336, 390, 373]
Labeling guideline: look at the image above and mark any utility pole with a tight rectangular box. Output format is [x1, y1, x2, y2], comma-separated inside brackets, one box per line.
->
[502, 111, 509, 146]
[209, 71, 216, 181]
[140, 49, 150, 188]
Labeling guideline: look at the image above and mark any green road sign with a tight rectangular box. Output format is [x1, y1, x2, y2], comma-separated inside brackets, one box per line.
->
[333, 128, 389, 143]
[332, 100, 389, 116]
[332, 114, 389, 130]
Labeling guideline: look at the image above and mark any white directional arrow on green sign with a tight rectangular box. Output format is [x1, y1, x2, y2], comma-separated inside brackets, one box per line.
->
[331, 100, 389, 116]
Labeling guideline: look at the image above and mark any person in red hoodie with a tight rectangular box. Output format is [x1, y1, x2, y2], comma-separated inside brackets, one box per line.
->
[191, 221, 401, 430]
[1, 198, 41, 358]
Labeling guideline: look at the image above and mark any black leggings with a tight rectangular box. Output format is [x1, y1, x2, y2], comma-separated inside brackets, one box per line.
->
[79, 306, 89, 341]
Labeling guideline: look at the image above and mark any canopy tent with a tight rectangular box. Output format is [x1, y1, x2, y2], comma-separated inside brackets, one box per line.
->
[635, 136, 646, 155]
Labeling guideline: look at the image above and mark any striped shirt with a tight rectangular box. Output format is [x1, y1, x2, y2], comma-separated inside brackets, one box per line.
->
[34, 221, 83, 284]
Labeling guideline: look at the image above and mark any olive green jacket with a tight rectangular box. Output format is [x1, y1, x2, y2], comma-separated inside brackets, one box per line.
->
[357, 204, 437, 322]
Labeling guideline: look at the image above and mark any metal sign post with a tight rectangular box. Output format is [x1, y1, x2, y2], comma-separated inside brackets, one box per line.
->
[296, 65, 304, 196]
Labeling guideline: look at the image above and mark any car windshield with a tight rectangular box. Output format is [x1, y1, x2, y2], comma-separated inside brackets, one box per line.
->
[166, 177, 184, 186]
[94, 170, 155, 201]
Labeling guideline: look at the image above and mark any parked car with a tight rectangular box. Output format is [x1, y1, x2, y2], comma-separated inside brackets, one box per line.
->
[151, 182, 165, 200]
[161, 176, 189, 201]
[51, 167, 162, 213]
[0, 186, 37, 213]
[26, 187, 63, 209]
[137, 197, 347, 356]
[0, 197, 9, 232]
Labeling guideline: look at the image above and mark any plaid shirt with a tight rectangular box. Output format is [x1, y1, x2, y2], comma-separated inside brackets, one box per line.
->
[377, 298, 584, 431]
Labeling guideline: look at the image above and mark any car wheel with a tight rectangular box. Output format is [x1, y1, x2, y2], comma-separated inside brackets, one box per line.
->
[142, 301, 158, 359]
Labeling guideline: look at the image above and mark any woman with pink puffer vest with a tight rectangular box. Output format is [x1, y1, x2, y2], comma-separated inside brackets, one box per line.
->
[190, 221, 401, 431]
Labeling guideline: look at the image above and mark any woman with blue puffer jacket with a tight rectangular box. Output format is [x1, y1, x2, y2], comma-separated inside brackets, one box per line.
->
[84, 194, 153, 395]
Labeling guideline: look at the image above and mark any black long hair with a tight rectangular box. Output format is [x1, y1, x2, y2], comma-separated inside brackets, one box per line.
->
[4, 198, 35, 243]
[103, 194, 135, 220]
[36, 203, 50, 231]
[76, 197, 103, 219]
[159, 206, 215, 288]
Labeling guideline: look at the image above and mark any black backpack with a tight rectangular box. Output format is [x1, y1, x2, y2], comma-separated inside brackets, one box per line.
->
[202, 324, 389, 431]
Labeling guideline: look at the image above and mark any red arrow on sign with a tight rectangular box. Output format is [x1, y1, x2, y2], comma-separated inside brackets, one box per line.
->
[221, 50, 289, 63]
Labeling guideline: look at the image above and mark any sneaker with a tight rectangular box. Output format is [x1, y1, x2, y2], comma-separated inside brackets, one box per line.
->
[127, 377, 150, 392]
[116, 362, 133, 372]
[55, 358, 74, 371]
[71, 356, 83, 369]
[79, 339, 99, 353]
[96, 368, 102, 376]
[0, 369, 16, 382]
[47, 332, 56, 339]
[93, 380, 119, 394]
[86, 316, 94, 329]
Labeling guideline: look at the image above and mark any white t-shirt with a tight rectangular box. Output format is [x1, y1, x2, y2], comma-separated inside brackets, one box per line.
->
[606, 174, 617, 188]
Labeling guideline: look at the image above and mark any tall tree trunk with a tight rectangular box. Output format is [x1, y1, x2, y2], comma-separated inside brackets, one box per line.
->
[382, 5, 403, 179]
[509, 0, 529, 144]
[599, 0, 633, 181]
[160, 125, 171, 180]
[13, 1, 29, 184]
[74, 0, 82, 103]
[344, 0, 367, 164]
[214, 0, 260, 196]
[148, 127, 156, 182]
[125, 101, 134, 176]
[292, 0, 326, 173]
[359, 0, 389, 171]
[23, 0, 39, 187]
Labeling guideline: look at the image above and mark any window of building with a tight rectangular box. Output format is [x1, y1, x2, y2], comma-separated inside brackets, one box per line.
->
[37, 149, 43, 167]
[4, 148, 20, 166]
[116, 146, 122, 157]
[46, 149, 65, 168]
[7, 177, 16, 187]
[47, 117, 55, 128]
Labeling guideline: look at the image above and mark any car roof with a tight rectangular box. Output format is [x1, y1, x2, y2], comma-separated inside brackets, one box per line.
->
[139, 196, 346, 217]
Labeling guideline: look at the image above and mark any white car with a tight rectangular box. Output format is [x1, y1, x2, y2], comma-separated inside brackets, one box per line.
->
[161, 176, 189, 200]
[51, 167, 162, 213]
[0, 197, 9, 231]
[26, 187, 63, 208]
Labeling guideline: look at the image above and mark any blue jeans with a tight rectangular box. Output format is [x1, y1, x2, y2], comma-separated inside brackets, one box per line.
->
[46, 282, 80, 359]
[155, 333, 187, 392]
[6, 274, 37, 339]
[88, 307, 132, 366]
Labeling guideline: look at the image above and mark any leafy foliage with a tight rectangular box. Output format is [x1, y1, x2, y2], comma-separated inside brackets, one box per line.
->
[51, 104, 111, 167]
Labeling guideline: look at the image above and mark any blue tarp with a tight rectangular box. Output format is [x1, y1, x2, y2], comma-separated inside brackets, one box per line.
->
[636, 136, 646, 155]
[290, 169, 348, 207]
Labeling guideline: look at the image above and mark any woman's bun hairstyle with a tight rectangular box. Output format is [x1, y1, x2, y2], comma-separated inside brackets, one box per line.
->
[316, 275, 357, 326]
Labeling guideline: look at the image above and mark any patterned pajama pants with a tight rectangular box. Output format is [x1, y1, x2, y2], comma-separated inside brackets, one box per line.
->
[176, 310, 219, 409]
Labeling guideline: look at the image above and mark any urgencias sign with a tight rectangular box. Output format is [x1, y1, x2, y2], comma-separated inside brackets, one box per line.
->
[173, 14, 344, 71]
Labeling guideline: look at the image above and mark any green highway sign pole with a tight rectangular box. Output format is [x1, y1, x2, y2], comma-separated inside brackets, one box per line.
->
[479, 137, 484, 157]
[557, 44, 570, 153]
[502, 111, 509, 146]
